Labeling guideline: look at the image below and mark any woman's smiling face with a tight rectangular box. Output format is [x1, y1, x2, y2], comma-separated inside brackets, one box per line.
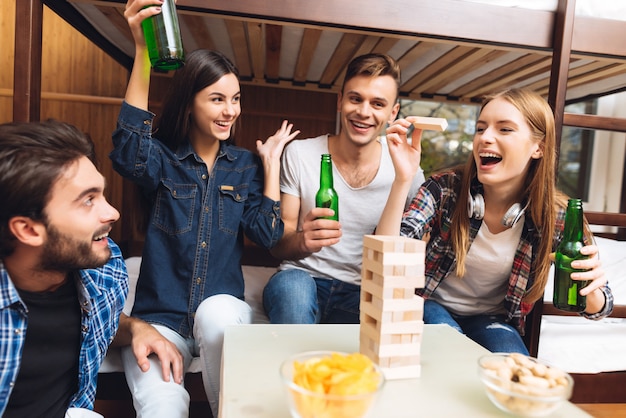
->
[472, 97, 543, 190]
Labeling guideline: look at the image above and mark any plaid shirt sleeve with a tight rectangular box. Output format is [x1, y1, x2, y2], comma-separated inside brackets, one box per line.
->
[0, 266, 28, 416]
[69, 240, 129, 410]
[400, 173, 461, 298]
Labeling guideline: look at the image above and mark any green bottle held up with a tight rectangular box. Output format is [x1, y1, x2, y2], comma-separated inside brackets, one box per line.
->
[315, 154, 339, 221]
[141, 0, 185, 71]
[553, 198, 590, 312]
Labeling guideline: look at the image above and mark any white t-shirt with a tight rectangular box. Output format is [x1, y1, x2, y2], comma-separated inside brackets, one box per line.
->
[278, 134, 425, 285]
[431, 216, 524, 315]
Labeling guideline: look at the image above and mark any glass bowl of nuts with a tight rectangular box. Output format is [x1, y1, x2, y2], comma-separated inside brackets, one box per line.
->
[478, 353, 573, 417]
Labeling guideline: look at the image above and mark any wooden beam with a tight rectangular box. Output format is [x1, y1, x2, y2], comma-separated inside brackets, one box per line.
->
[584, 211, 626, 228]
[450, 54, 545, 98]
[182, 14, 216, 51]
[572, 15, 626, 58]
[179, 0, 555, 50]
[402, 45, 474, 93]
[247, 21, 265, 82]
[419, 48, 494, 94]
[264, 24, 281, 82]
[293, 28, 322, 84]
[563, 113, 626, 133]
[547, 0, 575, 158]
[319, 33, 366, 88]
[476, 57, 553, 99]
[13, 0, 43, 122]
[225, 19, 251, 77]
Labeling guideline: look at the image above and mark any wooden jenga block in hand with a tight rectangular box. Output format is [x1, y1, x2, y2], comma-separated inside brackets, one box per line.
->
[360, 235, 426, 379]
[411, 116, 448, 132]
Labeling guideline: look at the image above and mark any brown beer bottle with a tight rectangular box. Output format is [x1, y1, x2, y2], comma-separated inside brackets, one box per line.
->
[553, 199, 589, 312]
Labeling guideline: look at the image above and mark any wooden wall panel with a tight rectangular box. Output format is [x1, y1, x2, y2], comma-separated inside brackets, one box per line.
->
[0, 0, 16, 123]
[3, 1, 337, 256]
[40, 100, 124, 239]
[238, 84, 337, 149]
[40, 6, 129, 97]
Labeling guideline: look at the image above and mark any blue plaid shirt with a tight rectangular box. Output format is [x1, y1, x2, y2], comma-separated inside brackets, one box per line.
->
[0, 240, 128, 415]
[400, 171, 614, 334]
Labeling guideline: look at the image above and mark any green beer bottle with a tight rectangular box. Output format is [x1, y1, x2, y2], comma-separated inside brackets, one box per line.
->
[315, 154, 339, 221]
[141, 0, 185, 71]
[553, 198, 590, 312]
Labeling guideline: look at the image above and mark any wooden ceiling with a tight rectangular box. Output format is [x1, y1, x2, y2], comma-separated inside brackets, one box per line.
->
[46, 0, 626, 105]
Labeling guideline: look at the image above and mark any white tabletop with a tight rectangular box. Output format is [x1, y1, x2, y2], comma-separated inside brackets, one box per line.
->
[220, 324, 590, 418]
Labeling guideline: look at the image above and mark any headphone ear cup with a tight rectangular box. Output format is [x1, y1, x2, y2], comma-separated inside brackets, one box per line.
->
[467, 193, 485, 220]
[501, 203, 524, 228]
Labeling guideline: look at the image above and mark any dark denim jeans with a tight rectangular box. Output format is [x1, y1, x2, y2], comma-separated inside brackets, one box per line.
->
[262, 268, 361, 324]
[424, 299, 529, 354]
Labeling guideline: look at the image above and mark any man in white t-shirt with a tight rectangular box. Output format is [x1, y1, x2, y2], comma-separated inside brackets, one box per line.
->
[262, 53, 425, 324]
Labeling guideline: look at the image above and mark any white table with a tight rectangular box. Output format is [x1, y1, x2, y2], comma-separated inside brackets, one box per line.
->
[220, 324, 590, 417]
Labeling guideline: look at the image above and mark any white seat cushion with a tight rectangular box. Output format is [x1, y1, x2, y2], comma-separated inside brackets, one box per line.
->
[100, 258, 275, 374]
[539, 236, 626, 373]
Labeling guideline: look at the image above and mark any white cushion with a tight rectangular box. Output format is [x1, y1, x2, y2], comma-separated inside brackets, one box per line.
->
[100, 259, 275, 373]
[539, 236, 626, 373]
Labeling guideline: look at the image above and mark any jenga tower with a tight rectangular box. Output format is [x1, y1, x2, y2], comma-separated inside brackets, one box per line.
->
[359, 235, 425, 380]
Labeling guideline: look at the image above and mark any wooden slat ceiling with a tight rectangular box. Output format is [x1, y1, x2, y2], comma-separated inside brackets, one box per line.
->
[50, 0, 626, 104]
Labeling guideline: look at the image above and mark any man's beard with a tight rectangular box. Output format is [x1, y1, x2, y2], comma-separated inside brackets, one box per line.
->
[39, 224, 111, 272]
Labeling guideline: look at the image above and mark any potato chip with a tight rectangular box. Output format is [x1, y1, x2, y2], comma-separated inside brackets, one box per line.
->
[287, 352, 383, 418]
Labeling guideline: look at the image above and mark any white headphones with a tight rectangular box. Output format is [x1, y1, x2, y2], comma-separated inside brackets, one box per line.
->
[467, 193, 527, 228]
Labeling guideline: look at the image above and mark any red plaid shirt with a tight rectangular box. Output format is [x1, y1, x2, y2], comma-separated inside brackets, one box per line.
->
[400, 171, 613, 334]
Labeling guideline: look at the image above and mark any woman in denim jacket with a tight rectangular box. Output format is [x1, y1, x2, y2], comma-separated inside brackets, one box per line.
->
[110, 1, 299, 416]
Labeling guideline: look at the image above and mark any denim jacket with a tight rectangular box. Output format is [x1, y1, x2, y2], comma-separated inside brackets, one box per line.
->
[110, 102, 283, 337]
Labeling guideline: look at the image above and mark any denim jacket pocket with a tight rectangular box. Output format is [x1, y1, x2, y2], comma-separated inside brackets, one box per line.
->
[153, 180, 197, 235]
[218, 184, 248, 235]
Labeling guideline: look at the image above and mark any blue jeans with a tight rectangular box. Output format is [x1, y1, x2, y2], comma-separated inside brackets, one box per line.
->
[262, 268, 361, 324]
[424, 299, 529, 354]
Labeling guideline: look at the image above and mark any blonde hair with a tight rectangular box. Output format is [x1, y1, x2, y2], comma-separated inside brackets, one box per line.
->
[450, 88, 557, 303]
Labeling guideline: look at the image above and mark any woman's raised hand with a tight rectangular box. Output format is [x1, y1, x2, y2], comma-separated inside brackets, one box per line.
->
[256, 120, 300, 163]
[124, 0, 163, 47]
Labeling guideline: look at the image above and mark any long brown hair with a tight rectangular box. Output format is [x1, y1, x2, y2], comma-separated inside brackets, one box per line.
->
[449, 88, 557, 303]
[156, 49, 240, 150]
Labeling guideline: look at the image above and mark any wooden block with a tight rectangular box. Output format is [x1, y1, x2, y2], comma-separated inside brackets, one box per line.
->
[360, 300, 392, 323]
[411, 116, 448, 132]
[362, 325, 423, 346]
[378, 320, 424, 335]
[363, 235, 425, 253]
[375, 251, 423, 267]
[388, 354, 421, 368]
[381, 364, 421, 380]
[362, 256, 424, 277]
[378, 297, 423, 312]
[362, 271, 424, 291]
[377, 342, 421, 357]
[360, 321, 380, 343]
[360, 277, 387, 300]
[361, 316, 422, 342]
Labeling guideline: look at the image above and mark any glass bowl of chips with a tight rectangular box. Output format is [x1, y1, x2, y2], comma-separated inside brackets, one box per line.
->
[280, 350, 385, 418]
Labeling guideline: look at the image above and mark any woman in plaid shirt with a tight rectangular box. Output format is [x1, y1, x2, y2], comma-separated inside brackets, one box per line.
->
[378, 88, 613, 354]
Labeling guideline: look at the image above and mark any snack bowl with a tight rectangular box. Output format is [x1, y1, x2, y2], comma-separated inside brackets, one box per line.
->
[279, 350, 385, 418]
[478, 353, 574, 417]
